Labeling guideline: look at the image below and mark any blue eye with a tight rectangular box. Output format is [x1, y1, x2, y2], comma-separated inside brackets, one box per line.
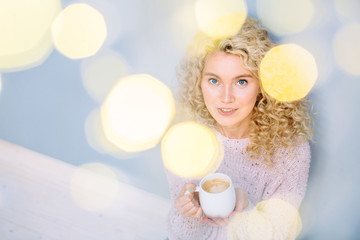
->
[237, 80, 247, 86]
[209, 78, 218, 85]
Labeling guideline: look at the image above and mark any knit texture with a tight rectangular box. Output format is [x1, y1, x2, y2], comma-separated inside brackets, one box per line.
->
[165, 132, 311, 240]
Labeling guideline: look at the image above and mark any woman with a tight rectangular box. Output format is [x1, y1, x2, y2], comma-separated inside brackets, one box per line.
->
[165, 17, 313, 239]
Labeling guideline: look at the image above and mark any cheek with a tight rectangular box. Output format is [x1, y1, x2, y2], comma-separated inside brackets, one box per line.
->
[235, 89, 259, 107]
[201, 85, 214, 104]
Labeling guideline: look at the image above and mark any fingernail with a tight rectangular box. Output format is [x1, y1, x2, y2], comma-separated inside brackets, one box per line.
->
[229, 216, 234, 221]
[189, 187, 194, 192]
[211, 218, 217, 222]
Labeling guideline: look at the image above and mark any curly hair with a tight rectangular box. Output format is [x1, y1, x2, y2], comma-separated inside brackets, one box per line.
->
[177, 17, 313, 164]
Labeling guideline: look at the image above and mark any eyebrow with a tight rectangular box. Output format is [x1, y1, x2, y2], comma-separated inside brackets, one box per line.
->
[203, 72, 253, 79]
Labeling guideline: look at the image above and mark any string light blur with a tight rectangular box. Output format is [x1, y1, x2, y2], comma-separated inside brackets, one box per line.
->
[281, 35, 333, 88]
[171, 2, 198, 52]
[0, 0, 62, 71]
[333, 23, 360, 76]
[80, 0, 123, 47]
[260, 44, 318, 102]
[334, 0, 360, 22]
[101, 74, 175, 152]
[248, 199, 302, 240]
[52, 3, 107, 59]
[85, 109, 136, 159]
[228, 199, 302, 239]
[195, 0, 247, 39]
[70, 163, 119, 211]
[161, 121, 223, 178]
[81, 50, 129, 102]
[257, 0, 314, 35]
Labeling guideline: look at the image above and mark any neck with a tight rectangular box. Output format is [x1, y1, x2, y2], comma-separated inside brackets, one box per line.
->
[216, 123, 250, 139]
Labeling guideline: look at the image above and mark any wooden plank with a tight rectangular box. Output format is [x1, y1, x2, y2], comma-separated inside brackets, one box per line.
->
[0, 140, 170, 240]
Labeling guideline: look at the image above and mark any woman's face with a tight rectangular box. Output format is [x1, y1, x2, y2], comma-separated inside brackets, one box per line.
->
[201, 51, 259, 136]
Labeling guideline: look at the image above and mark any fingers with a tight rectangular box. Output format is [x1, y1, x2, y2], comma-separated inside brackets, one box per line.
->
[181, 183, 197, 196]
[175, 183, 202, 219]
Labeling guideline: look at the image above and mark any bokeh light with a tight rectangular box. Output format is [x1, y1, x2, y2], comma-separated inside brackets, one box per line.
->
[228, 199, 302, 239]
[257, 0, 314, 35]
[70, 163, 119, 211]
[333, 23, 360, 76]
[161, 121, 223, 178]
[81, 49, 129, 102]
[0, 0, 62, 72]
[101, 74, 175, 152]
[195, 0, 247, 39]
[248, 199, 302, 240]
[260, 44, 318, 102]
[52, 3, 107, 59]
[171, 2, 199, 53]
[334, 0, 360, 22]
[281, 35, 333, 89]
[85, 109, 136, 159]
[78, 0, 123, 47]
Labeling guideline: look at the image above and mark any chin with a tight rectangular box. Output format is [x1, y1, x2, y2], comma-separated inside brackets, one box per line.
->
[214, 119, 238, 128]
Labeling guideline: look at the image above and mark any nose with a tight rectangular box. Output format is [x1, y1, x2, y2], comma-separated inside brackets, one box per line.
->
[220, 85, 235, 103]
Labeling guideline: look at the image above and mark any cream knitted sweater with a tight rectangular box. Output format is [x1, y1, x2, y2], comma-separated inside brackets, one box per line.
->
[165, 132, 311, 240]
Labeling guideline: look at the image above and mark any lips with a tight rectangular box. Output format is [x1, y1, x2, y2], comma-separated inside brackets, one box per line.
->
[217, 108, 237, 116]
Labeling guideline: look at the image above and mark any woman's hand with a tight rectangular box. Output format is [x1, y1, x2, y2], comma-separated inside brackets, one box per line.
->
[201, 188, 248, 226]
[174, 183, 203, 219]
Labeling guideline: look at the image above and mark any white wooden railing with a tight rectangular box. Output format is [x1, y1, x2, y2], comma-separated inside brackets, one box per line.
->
[0, 139, 170, 240]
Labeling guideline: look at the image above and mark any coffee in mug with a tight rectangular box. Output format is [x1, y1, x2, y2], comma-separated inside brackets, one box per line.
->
[185, 173, 235, 218]
[202, 178, 230, 193]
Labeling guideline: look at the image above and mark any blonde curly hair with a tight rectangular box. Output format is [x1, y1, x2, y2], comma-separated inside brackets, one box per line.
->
[177, 17, 313, 164]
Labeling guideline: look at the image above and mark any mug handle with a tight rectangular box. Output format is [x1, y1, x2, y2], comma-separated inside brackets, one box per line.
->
[184, 186, 200, 195]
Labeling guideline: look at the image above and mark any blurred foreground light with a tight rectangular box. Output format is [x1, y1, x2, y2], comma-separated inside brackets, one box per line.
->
[333, 23, 360, 76]
[171, 2, 198, 53]
[70, 163, 119, 211]
[334, 0, 360, 22]
[195, 0, 247, 39]
[161, 121, 223, 178]
[81, 50, 129, 102]
[0, 0, 62, 72]
[260, 44, 318, 102]
[52, 3, 107, 59]
[228, 199, 302, 239]
[248, 199, 302, 240]
[85, 109, 136, 159]
[281, 35, 333, 89]
[101, 74, 175, 152]
[257, 0, 314, 35]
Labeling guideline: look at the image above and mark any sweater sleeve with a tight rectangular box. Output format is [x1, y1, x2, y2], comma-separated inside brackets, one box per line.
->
[228, 141, 311, 240]
[164, 169, 203, 240]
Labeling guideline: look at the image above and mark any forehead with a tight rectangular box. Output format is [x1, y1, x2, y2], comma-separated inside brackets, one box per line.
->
[203, 51, 250, 74]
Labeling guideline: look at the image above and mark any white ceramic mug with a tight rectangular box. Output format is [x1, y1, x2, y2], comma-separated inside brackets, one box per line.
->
[185, 173, 236, 219]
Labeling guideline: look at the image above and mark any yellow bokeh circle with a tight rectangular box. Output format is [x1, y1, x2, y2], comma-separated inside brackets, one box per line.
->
[101, 74, 175, 152]
[195, 0, 247, 39]
[333, 23, 360, 76]
[84, 109, 137, 159]
[248, 199, 302, 239]
[81, 50, 129, 102]
[52, 3, 107, 59]
[0, 0, 62, 71]
[161, 121, 223, 178]
[257, 0, 314, 36]
[260, 44, 318, 102]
